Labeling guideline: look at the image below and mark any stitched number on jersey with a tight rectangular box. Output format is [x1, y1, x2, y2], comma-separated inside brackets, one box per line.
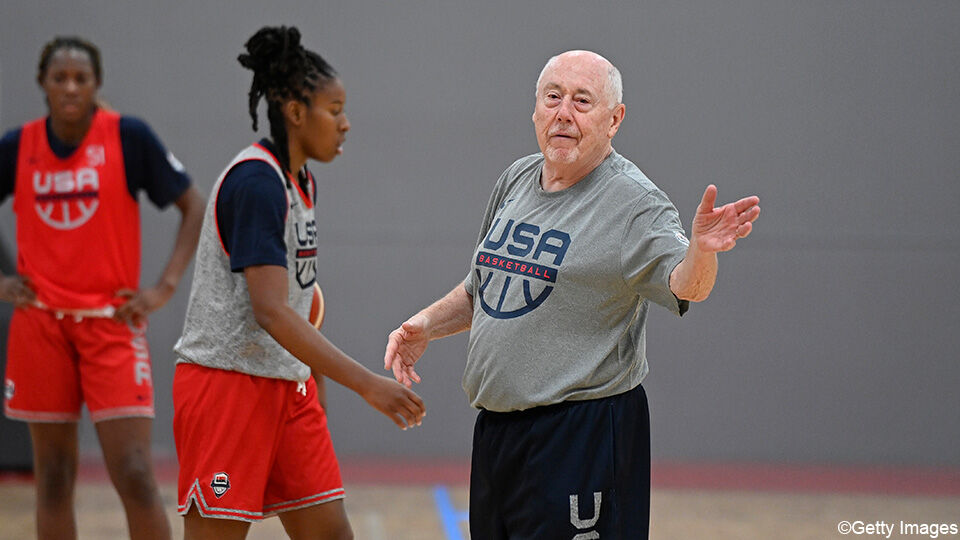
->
[475, 218, 570, 319]
[295, 220, 317, 289]
[32, 168, 100, 230]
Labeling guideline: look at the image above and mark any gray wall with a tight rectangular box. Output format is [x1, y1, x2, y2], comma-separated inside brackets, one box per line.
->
[1, 1, 957, 466]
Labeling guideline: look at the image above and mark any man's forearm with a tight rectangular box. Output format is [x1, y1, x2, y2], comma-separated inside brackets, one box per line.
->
[420, 283, 473, 340]
[669, 245, 718, 302]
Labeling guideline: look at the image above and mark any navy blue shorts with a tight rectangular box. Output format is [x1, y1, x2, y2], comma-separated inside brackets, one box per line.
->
[469, 384, 651, 540]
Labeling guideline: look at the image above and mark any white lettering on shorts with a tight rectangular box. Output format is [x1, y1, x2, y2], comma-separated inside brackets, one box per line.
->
[134, 361, 151, 386]
[128, 322, 149, 360]
[570, 491, 602, 539]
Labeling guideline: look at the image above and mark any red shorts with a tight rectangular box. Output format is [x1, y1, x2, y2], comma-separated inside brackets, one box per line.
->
[3, 307, 154, 423]
[173, 363, 344, 522]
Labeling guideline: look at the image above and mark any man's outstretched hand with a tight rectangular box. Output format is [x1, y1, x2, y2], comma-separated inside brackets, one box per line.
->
[690, 184, 760, 253]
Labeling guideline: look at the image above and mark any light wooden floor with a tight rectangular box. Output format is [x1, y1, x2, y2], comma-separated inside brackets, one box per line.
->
[1, 481, 958, 539]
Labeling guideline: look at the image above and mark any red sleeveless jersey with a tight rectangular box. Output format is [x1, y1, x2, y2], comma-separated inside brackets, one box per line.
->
[13, 109, 140, 309]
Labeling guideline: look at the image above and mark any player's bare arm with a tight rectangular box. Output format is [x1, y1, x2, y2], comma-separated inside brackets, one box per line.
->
[114, 185, 205, 325]
[245, 264, 425, 429]
[670, 184, 761, 302]
[384, 283, 473, 388]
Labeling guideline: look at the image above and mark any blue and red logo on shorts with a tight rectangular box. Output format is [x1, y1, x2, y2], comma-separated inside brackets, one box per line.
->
[211, 472, 231, 498]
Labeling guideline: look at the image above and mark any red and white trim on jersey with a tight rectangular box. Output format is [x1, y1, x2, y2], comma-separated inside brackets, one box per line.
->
[178, 479, 265, 522]
[3, 406, 81, 423]
[251, 142, 313, 209]
[289, 170, 314, 210]
[262, 487, 346, 514]
[6, 405, 154, 424]
[178, 479, 344, 521]
[88, 405, 155, 423]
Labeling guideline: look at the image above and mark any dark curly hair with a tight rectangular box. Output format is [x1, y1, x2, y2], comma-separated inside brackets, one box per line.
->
[37, 36, 103, 85]
[238, 26, 337, 173]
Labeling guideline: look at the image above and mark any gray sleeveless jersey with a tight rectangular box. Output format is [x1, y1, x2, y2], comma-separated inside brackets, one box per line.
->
[174, 144, 317, 381]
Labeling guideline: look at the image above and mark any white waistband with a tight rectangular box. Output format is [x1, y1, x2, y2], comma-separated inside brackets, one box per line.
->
[31, 300, 116, 320]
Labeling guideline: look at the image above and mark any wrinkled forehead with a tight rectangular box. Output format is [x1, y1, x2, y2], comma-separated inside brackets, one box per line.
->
[537, 54, 609, 95]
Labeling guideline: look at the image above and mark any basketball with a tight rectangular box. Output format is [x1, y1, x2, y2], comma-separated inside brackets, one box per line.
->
[309, 282, 325, 329]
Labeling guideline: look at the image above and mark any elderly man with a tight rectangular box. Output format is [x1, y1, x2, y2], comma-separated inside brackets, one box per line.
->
[385, 50, 760, 538]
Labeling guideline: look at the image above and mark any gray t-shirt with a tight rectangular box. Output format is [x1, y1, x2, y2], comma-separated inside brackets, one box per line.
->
[462, 150, 689, 412]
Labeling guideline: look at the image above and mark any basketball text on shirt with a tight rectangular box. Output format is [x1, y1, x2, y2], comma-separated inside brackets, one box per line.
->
[475, 218, 571, 319]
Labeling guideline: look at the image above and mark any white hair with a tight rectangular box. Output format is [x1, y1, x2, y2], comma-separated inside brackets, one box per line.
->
[535, 52, 623, 108]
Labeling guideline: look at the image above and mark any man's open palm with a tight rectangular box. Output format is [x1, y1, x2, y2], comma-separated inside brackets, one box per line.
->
[690, 184, 760, 252]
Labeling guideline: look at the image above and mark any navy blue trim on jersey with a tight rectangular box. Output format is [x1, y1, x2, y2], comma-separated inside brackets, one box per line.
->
[257, 138, 281, 163]
[118, 116, 191, 208]
[257, 138, 316, 204]
[215, 158, 288, 272]
[0, 114, 191, 207]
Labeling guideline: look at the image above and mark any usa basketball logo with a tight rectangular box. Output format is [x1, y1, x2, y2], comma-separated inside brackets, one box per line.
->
[32, 168, 100, 230]
[474, 218, 570, 319]
[294, 219, 317, 289]
[210, 472, 231, 497]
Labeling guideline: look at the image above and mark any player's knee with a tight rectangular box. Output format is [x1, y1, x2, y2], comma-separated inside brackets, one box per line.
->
[110, 455, 159, 506]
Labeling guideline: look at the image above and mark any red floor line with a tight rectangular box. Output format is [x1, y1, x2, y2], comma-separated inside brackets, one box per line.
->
[2, 459, 958, 496]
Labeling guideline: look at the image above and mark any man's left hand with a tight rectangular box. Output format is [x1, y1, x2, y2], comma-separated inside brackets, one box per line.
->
[690, 184, 760, 253]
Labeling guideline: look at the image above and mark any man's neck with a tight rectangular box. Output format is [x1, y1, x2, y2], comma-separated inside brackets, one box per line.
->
[540, 147, 612, 193]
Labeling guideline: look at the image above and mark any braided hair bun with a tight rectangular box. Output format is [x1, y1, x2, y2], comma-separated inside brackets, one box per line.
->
[238, 26, 303, 97]
[238, 26, 337, 171]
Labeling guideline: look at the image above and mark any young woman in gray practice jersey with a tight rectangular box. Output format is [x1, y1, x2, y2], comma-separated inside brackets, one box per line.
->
[172, 26, 425, 540]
